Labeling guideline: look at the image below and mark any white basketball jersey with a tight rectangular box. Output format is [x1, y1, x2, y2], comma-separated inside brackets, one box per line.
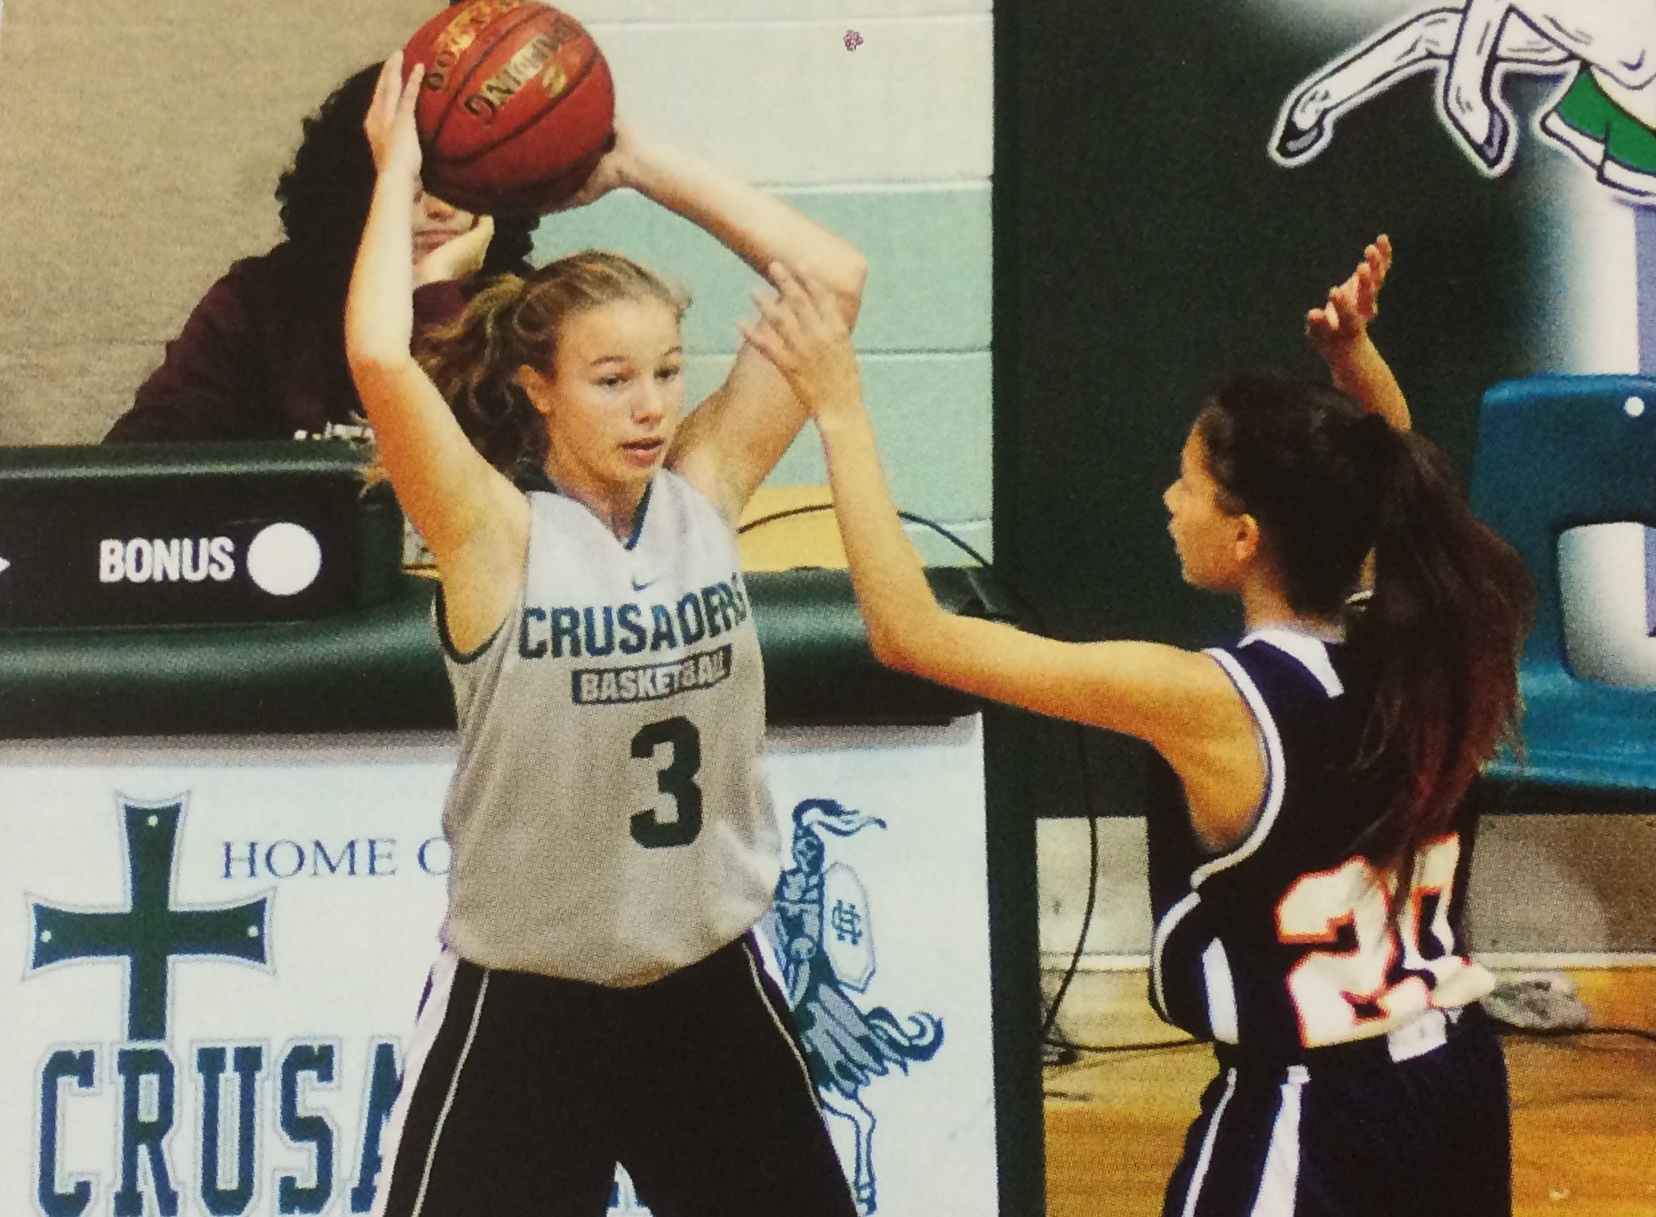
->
[438, 469, 777, 986]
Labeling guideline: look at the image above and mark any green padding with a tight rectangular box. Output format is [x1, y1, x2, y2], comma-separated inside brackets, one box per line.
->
[532, 185, 992, 353]
[752, 568, 993, 726]
[0, 569, 993, 738]
[0, 442, 366, 481]
[0, 580, 454, 739]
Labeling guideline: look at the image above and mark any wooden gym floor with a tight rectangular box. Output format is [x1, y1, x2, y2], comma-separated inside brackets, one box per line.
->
[1043, 969, 1656, 1216]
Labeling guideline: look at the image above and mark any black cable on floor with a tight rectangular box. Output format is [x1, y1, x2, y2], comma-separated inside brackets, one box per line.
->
[1045, 1036, 1203, 1058]
[1039, 756, 1099, 1047]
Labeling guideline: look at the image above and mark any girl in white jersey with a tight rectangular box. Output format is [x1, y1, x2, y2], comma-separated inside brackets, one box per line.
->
[743, 249, 1536, 1215]
[346, 54, 864, 1217]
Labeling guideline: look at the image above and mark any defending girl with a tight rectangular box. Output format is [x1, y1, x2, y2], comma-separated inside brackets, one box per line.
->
[345, 55, 864, 1217]
[743, 244, 1535, 1215]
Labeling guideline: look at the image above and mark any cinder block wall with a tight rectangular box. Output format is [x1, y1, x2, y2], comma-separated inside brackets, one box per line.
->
[0, 0, 994, 563]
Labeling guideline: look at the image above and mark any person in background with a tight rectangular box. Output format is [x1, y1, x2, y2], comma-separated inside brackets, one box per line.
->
[105, 62, 536, 443]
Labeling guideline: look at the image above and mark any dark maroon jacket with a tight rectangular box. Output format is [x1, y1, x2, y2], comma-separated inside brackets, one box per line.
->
[105, 243, 469, 443]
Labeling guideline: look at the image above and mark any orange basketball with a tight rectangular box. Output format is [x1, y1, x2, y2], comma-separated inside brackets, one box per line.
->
[403, 0, 615, 215]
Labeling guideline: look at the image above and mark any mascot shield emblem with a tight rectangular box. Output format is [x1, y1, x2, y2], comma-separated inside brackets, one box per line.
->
[822, 861, 876, 992]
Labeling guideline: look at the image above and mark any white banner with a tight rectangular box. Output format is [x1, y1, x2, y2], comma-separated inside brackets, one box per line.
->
[0, 718, 995, 1217]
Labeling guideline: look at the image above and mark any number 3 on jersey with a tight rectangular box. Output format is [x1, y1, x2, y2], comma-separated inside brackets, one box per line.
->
[631, 717, 703, 848]
[1277, 834, 1480, 1048]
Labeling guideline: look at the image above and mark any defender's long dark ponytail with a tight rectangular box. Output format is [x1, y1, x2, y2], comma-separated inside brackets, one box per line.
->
[1197, 375, 1534, 892]
[1349, 421, 1533, 883]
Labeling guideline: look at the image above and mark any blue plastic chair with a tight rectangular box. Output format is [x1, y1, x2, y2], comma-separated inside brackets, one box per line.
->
[1470, 375, 1656, 792]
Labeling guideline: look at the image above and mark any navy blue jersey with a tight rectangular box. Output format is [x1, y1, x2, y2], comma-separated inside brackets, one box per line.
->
[1146, 629, 1493, 1063]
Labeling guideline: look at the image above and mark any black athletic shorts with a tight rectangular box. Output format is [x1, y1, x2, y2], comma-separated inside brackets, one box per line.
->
[371, 934, 859, 1217]
[1162, 1005, 1511, 1217]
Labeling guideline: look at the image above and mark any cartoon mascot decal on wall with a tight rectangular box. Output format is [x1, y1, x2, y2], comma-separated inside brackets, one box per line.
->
[1271, 2, 1656, 201]
[768, 798, 944, 1215]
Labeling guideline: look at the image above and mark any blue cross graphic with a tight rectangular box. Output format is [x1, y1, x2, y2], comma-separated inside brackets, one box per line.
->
[29, 799, 268, 1041]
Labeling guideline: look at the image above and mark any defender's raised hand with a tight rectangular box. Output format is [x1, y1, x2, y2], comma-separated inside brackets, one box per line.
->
[1305, 234, 1409, 430]
[1307, 234, 1392, 355]
[739, 262, 862, 416]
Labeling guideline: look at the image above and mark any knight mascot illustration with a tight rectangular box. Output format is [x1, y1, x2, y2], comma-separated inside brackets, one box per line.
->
[767, 798, 943, 1215]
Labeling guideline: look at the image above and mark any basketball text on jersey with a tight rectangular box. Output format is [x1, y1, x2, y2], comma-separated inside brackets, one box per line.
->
[516, 573, 750, 661]
[573, 644, 732, 705]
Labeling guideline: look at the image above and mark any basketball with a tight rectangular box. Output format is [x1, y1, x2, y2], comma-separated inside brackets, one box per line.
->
[403, 0, 615, 215]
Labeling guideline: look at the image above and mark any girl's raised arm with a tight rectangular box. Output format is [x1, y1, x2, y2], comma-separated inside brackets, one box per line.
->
[345, 54, 529, 652]
[742, 266, 1265, 850]
[574, 128, 866, 520]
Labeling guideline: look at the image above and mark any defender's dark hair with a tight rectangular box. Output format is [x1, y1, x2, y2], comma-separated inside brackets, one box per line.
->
[274, 63, 535, 286]
[1195, 374, 1534, 891]
[417, 250, 689, 474]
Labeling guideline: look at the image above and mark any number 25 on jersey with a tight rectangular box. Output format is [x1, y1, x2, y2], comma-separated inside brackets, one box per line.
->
[1277, 834, 1488, 1048]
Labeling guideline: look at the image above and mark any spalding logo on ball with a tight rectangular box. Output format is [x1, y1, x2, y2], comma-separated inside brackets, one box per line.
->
[403, 0, 615, 215]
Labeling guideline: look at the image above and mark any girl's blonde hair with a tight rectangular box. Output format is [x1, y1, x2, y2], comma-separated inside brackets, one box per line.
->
[417, 249, 689, 475]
